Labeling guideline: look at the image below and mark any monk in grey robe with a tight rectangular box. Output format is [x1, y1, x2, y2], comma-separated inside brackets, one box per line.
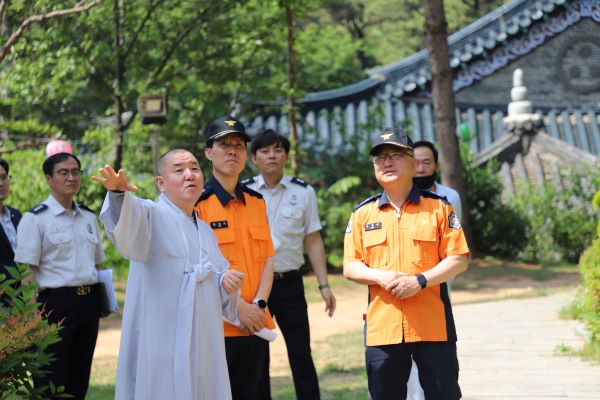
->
[93, 150, 244, 400]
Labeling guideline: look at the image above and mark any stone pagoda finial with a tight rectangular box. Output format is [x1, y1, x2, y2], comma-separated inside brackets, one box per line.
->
[504, 68, 543, 141]
[508, 68, 532, 115]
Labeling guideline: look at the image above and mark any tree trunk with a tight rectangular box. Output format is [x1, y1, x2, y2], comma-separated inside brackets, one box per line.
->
[113, 0, 125, 171]
[285, 4, 299, 176]
[422, 0, 476, 252]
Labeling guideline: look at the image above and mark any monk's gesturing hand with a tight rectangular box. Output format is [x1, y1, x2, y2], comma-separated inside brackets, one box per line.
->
[91, 165, 139, 192]
[222, 270, 244, 293]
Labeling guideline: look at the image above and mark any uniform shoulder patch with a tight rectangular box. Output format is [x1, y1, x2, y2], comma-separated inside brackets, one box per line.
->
[354, 193, 382, 211]
[78, 204, 95, 214]
[290, 177, 308, 187]
[241, 185, 263, 199]
[240, 177, 255, 186]
[448, 211, 462, 230]
[197, 186, 214, 204]
[420, 189, 450, 205]
[29, 204, 48, 215]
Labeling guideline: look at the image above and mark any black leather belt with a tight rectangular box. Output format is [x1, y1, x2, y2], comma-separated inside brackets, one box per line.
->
[40, 284, 98, 296]
[273, 270, 300, 281]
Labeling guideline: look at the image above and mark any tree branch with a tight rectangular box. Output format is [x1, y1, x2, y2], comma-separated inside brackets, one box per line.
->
[0, 0, 102, 64]
[123, 0, 165, 59]
[0, 1, 9, 24]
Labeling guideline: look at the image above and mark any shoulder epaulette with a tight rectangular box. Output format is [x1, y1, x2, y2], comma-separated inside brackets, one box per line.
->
[197, 186, 214, 204]
[240, 177, 255, 186]
[241, 185, 264, 200]
[354, 193, 382, 211]
[420, 189, 449, 205]
[29, 204, 48, 215]
[290, 177, 308, 187]
[78, 204, 96, 214]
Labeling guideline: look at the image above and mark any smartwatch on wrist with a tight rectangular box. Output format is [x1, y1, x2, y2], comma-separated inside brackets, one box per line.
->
[253, 298, 267, 310]
[416, 274, 428, 289]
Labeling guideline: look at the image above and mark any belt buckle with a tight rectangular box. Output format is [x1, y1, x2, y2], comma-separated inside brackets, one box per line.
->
[273, 272, 283, 280]
[76, 286, 91, 296]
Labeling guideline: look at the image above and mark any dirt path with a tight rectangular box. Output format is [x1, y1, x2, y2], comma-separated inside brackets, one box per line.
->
[93, 266, 582, 380]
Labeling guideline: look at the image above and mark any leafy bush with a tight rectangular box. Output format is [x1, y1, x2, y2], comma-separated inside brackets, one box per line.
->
[460, 144, 528, 258]
[512, 170, 600, 264]
[578, 236, 600, 358]
[0, 265, 62, 399]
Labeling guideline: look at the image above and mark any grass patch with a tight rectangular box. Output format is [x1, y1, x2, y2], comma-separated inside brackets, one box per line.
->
[554, 342, 578, 356]
[271, 328, 369, 399]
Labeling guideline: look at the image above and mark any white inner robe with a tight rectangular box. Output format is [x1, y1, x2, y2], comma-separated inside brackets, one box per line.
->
[100, 192, 236, 400]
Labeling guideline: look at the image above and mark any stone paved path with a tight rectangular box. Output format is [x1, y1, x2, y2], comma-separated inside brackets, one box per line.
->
[455, 291, 600, 399]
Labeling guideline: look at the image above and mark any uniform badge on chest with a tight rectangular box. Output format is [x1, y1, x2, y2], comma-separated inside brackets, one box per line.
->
[210, 220, 229, 229]
[288, 194, 298, 205]
[87, 223, 93, 234]
[364, 222, 382, 231]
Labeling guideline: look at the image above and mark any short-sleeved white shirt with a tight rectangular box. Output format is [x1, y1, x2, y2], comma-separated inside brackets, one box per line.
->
[14, 194, 105, 289]
[246, 175, 322, 272]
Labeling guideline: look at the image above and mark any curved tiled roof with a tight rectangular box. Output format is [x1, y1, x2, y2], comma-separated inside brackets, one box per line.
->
[297, 0, 579, 103]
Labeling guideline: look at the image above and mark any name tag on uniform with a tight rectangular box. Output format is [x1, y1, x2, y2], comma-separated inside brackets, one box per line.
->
[364, 222, 382, 231]
[210, 221, 229, 229]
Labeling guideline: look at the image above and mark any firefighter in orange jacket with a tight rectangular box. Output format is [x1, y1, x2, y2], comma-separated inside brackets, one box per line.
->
[195, 116, 275, 400]
[343, 128, 470, 400]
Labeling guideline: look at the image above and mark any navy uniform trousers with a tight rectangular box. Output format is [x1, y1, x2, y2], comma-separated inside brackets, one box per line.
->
[36, 285, 100, 400]
[260, 271, 320, 400]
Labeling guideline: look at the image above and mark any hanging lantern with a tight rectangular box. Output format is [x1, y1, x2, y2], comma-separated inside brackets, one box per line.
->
[46, 140, 73, 157]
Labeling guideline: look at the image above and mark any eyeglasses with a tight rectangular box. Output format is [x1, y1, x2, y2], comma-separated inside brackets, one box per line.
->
[372, 152, 406, 165]
[54, 169, 82, 178]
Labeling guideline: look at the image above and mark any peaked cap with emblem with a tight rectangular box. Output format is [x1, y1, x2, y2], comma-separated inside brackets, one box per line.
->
[369, 127, 414, 156]
[205, 115, 251, 145]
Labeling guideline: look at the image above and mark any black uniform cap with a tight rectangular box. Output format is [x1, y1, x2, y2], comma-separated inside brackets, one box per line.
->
[369, 127, 415, 156]
[205, 116, 251, 145]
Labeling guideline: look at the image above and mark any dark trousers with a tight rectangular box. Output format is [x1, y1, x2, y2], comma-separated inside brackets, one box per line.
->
[226, 335, 269, 400]
[365, 341, 461, 400]
[259, 273, 320, 400]
[36, 286, 100, 400]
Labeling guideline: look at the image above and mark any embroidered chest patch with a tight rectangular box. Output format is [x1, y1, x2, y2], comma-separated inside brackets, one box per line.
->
[210, 220, 229, 229]
[364, 222, 382, 231]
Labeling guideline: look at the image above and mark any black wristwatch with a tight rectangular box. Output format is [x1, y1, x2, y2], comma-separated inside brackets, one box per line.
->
[253, 298, 267, 310]
[416, 274, 428, 289]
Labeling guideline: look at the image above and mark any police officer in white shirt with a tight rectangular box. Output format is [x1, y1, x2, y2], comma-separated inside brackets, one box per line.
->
[244, 129, 336, 400]
[15, 152, 105, 400]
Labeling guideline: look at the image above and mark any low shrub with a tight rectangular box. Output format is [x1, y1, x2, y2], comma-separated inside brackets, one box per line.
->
[0, 265, 62, 399]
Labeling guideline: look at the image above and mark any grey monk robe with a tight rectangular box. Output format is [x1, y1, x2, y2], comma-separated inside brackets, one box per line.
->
[100, 192, 238, 400]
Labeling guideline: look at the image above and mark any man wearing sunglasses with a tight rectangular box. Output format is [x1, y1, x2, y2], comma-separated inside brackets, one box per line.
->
[15, 152, 105, 400]
[343, 128, 470, 400]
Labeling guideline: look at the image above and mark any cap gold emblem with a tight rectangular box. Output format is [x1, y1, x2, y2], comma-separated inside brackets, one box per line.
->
[225, 120, 237, 126]
[380, 133, 392, 140]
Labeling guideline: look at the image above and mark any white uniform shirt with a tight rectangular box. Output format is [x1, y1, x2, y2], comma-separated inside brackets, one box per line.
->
[246, 175, 322, 272]
[14, 194, 105, 289]
[0, 205, 17, 250]
[434, 182, 462, 220]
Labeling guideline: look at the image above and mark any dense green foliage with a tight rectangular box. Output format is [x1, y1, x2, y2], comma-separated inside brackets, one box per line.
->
[512, 171, 600, 264]
[460, 144, 528, 258]
[574, 190, 600, 360]
[0, 265, 62, 400]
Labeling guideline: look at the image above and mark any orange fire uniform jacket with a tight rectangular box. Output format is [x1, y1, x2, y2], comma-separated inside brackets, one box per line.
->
[195, 176, 276, 336]
[344, 185, 470, 346]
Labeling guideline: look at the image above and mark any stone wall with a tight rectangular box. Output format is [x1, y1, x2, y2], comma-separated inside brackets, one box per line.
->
[455, 18, 600, 110]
